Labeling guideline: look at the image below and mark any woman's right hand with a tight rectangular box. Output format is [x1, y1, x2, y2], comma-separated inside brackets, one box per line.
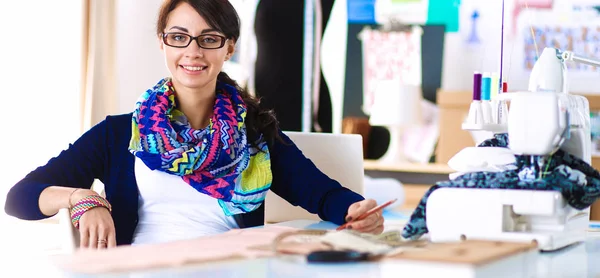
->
[71, 189, 116, 249]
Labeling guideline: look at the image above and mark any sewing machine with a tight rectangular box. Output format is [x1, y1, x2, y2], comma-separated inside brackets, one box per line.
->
[426, 47, 597, 251]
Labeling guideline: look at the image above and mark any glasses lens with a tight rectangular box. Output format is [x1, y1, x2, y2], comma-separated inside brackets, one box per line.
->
[165, 33, 191, 47]
[198, 35, 224, 49]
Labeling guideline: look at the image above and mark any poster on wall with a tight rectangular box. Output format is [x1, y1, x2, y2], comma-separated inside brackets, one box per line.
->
[348, 0, 377, 23]
[426, 0, 459, 32]
[349, 0, 459, 32]
[374, 0, 429, 25]
[523, 24, 600, 72]
[511, 0, 553, 35]
[359, 26, 422, 115]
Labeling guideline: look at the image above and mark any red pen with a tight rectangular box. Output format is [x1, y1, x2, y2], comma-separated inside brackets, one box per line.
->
[336, 199, 397, 231]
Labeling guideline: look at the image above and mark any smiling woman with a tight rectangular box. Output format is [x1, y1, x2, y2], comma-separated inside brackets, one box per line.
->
[3, 0, 380, 252]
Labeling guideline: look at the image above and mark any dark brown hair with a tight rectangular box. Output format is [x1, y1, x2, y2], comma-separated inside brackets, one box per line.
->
[156, 0, 281, 147]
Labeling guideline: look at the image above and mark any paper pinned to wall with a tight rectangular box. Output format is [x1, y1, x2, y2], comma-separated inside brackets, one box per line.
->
[392, 0, 423, 3]
[359, 26, 423, 116]
[523, 24, 600, 72]
[512, 0, 553, 35]
[348, 0, 377, 24]
[375, 0, 429, 25]
[426, 0, 460, 32]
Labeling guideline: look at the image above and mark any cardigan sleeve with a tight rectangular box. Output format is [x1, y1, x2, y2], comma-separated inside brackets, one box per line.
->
[4, 118, 109, 220]
[268, 131, 365, 225]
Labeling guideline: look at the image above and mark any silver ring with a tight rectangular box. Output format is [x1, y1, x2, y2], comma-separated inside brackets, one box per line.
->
[97, 239, 107, 244]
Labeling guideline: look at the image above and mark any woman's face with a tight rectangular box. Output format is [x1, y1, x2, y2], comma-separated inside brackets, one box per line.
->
[160, 2, 234, 93]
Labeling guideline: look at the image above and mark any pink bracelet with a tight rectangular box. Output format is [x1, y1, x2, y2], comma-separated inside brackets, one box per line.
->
[70, 195, 112, 229]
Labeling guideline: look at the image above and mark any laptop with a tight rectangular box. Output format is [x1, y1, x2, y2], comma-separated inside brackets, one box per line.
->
[264, 131, 365, 223]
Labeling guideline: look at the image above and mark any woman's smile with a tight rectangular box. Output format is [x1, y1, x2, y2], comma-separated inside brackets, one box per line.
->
[179, 64, 208, 75]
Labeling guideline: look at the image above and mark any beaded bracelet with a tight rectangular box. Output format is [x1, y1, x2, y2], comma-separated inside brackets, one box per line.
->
[70, 195, 112, 229]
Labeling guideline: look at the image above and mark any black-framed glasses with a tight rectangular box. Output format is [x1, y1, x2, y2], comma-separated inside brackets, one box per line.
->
[162, 32, 227, 49]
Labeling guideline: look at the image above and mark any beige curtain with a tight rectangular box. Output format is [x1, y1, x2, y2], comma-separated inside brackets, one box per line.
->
[80, 0, 117, 132]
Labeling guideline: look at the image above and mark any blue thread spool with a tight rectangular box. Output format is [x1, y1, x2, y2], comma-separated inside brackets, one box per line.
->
[481, 73, 492, 101]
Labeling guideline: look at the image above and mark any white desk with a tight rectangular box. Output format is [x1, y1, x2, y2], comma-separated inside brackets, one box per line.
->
[5, 220, 600, 278]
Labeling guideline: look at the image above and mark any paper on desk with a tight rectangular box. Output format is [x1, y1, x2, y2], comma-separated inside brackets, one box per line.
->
[383, 240, 537, 266]
[249, 229, 415, 256]
[51, 226, 299, 274]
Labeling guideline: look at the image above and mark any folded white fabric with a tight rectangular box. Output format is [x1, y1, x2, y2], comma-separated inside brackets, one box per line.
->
[448, 147, 517, 174]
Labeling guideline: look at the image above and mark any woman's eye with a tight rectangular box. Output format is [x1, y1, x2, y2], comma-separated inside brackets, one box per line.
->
[202, 37, 217, 43]
[173, 35, 186, 41]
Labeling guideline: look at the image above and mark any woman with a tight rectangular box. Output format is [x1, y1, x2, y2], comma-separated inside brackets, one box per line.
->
[4, 0, 383, 249]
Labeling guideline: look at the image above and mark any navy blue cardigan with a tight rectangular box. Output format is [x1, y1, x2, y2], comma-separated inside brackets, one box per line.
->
[4, 113, 364, 245]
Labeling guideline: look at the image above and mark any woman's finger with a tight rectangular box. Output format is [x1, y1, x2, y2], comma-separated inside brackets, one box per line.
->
[362, 218, 385, 234]
[79, 228, 89, 249]
[88, 227, 98, 249]
[349, 214, 379, 230]
[97, 225, 108, 250]
[369, 225, 385, 235]
[345, 202, 362, 222]
[346, 200, 377, 221]
[107, 228, 117, 248]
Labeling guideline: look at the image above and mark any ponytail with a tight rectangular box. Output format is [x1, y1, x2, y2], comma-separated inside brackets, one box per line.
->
[217, 72, 282, 148]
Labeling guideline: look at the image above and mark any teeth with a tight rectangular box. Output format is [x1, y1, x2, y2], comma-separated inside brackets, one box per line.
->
[182, 66, 204, 71]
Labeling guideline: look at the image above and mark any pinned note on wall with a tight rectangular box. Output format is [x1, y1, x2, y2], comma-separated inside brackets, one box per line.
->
[359, 26, 423, 115]
[426, 0, 460, 32]
[348, 0, 377, 24]
[348, 0, 461, 32]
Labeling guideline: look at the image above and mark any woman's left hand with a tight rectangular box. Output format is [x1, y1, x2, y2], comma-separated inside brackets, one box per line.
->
[344, 199, 384, 234]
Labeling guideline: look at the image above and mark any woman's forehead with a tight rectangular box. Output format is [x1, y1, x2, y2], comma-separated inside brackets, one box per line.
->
[166, 3, 212, 32]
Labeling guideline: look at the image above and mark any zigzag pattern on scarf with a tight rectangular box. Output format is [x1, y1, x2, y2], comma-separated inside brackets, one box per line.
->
[129, 78, 272, 215]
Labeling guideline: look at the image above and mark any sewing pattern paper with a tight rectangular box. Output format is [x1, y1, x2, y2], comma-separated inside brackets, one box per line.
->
[359, 26, 422, 115]
[524, 25, 600, 72]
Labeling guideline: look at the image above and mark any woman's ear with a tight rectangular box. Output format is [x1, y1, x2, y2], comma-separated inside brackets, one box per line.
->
[159, 35, 164, 51]
[226, 40, 236, 60]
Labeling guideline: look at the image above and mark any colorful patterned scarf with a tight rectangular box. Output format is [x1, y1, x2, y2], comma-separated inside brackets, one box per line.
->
[128, 78, 272, 216]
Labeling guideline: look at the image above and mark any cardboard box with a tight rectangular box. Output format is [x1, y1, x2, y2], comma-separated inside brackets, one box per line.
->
[436, 91, 475, 164]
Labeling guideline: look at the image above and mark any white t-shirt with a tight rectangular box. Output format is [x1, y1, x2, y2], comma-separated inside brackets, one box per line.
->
[132, 158, 239, 245]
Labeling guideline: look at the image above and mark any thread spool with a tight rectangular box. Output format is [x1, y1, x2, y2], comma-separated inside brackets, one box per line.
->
[491, 72, 499, 99]
[473, 72, 482, 100]
[481, 73, 492, 101]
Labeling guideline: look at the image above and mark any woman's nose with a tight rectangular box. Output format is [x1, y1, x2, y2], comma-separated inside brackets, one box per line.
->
[184, 41, 204, 58]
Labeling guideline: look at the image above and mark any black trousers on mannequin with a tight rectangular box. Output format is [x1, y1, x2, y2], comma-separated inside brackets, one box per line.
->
[254, 0, 334, 132]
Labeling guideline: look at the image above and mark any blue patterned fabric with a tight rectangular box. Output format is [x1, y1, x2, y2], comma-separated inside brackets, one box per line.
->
[402, 133, 600, 240]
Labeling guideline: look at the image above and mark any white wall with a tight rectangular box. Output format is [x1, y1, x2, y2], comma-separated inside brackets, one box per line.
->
[443, 0, 600, 94]
[113, 0, 600, 114]
[115, 0, 169, 114]
[112, 1, 512, 113]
